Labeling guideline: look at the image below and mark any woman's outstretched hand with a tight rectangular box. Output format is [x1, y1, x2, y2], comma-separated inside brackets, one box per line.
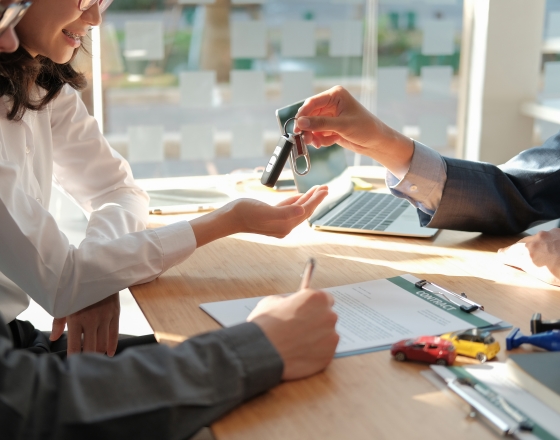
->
[232, 185, 328, 238]
[190, 185, 328, 248]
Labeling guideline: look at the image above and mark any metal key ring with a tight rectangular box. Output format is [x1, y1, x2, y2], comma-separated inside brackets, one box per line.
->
[290, 144, 310, 175]
[282, 116, 310, 175]
[283, 117, 297, 136]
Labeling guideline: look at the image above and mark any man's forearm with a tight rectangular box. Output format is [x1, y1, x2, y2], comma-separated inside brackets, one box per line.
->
[421, 156, 560, 234]
[0, 322, 283, 439]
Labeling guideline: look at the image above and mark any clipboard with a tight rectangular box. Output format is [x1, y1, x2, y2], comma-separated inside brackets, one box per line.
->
[424, 363, 560, 439]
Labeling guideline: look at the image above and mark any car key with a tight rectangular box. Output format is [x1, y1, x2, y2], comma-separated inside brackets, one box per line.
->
[261, 133, 295, 188]
[261, 117, 311, 188]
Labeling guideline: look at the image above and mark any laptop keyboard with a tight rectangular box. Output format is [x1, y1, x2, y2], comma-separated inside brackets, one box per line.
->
[323, 192, 409, 231]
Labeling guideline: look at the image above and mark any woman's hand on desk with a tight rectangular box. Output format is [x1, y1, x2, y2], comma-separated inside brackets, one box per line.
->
[295, 85, 414, 180]
[50, 293, 121, 356]
[498, 228, 560, 287]
[247, 289, 339, 380]
[190, 185, 328, 247]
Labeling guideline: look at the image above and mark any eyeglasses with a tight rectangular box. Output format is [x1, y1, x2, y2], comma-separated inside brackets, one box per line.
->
[78, 0, 113, 13]
[0, 1, 31, 37]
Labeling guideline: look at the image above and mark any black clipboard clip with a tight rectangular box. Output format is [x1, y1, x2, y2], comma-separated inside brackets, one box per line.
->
[415, 280, 483, 313]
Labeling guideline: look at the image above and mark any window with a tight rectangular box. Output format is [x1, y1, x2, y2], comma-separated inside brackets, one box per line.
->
[535, 0, 560, 143]
[377, 0, 463, 158]
[91, 0, 465, 179]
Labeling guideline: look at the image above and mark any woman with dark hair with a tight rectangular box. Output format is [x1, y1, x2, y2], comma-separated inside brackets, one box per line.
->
[0, 0, 328, 357]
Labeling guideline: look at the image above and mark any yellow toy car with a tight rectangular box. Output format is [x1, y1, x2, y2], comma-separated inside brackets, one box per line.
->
[440, 329, 500, 362]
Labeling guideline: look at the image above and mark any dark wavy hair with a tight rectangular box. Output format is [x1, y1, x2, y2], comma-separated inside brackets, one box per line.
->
[0, 46, 87, 121]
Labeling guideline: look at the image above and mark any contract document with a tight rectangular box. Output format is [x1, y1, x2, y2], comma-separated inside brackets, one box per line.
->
[200, 274, 508, 357]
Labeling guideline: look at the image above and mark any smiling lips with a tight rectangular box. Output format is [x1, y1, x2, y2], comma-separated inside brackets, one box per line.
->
[62, 29, 83, 42]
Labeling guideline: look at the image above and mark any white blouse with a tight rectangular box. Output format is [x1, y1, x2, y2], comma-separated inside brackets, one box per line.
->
[0, 84, 196, 323]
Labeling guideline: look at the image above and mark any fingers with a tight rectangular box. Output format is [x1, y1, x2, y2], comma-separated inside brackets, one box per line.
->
[275, 185, 328, 207]
[50, 317, 66, 341]
[82, 325, 98, 353]
[300, 189, 328, 213]
[275, 193, 304, 207]
[295, 186, 328, 206]
[286, 186, 327, 206]
[296, 115, 349, 137]
[303, 131, 343, 149]
[497, 242, 528, 264]
[66, 321, 83, 355]
[107, 316, 119, 357]
[296, 86, 348, 119]
[247, 294, 283, 321]
[96, 322, 109, 355]
[275, 190, 328, 222]
[302, 289, 335, 309]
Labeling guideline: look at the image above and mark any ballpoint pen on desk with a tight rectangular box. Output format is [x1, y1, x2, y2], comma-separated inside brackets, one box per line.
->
[149, 203, 223, 215]
[298, 258, 316, 291]
[415, 280, 484, 313]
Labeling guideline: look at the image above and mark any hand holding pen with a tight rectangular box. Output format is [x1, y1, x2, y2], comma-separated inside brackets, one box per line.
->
[247, 257, 339, 380]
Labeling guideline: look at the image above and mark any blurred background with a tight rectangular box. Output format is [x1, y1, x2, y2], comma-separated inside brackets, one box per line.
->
[78, 0, 467, 179]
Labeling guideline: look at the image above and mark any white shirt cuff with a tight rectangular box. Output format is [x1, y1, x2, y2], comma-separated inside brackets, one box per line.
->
[385, 140, 447, 215]
[153, 221, 197, 272]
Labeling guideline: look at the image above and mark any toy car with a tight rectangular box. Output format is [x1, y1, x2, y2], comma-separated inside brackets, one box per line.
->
[391, 336, 457, 365]
[441, 329, 500, 362]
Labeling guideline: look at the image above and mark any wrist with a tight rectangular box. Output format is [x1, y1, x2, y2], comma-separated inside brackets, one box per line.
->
[369, 120, 414, 179]
[189, 201, 240, 248]
[223, 200, 245, 235]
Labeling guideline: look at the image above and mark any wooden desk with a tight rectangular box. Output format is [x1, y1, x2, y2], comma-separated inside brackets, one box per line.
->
[131, 173, 560, 440]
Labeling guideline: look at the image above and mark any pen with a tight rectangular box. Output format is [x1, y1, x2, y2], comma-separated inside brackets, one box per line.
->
[150, 204, 220, 215]
[298, 258, 316, 290]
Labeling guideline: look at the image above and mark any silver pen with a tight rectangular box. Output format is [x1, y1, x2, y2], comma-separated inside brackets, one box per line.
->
[298, 258, 316, 290]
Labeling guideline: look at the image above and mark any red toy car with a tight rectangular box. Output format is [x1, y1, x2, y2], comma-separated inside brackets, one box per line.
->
[391, 336, 457, 365]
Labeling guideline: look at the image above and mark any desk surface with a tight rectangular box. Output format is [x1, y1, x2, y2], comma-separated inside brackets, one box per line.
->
[131, 171, 560, 440]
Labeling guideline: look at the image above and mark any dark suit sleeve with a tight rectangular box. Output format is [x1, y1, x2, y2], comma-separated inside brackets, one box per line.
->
[417, 135, 560, 235]
[0, 319, 283, 440]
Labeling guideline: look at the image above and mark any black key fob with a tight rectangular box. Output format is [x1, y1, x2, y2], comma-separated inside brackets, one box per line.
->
[261, 134, 294, 188]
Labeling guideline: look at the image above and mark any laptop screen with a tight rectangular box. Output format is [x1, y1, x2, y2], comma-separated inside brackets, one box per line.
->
[276, 100, 348, 193]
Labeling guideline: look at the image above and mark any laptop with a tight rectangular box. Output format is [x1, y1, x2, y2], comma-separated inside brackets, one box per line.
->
[276, 101, 438, 238]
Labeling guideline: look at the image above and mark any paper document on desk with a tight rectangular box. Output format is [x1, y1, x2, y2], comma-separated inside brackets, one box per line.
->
[200, 274, 507, 357]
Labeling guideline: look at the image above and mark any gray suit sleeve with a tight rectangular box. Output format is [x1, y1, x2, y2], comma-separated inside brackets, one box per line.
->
[0, 320, 283, 440]
[418, 135, 560, 235]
